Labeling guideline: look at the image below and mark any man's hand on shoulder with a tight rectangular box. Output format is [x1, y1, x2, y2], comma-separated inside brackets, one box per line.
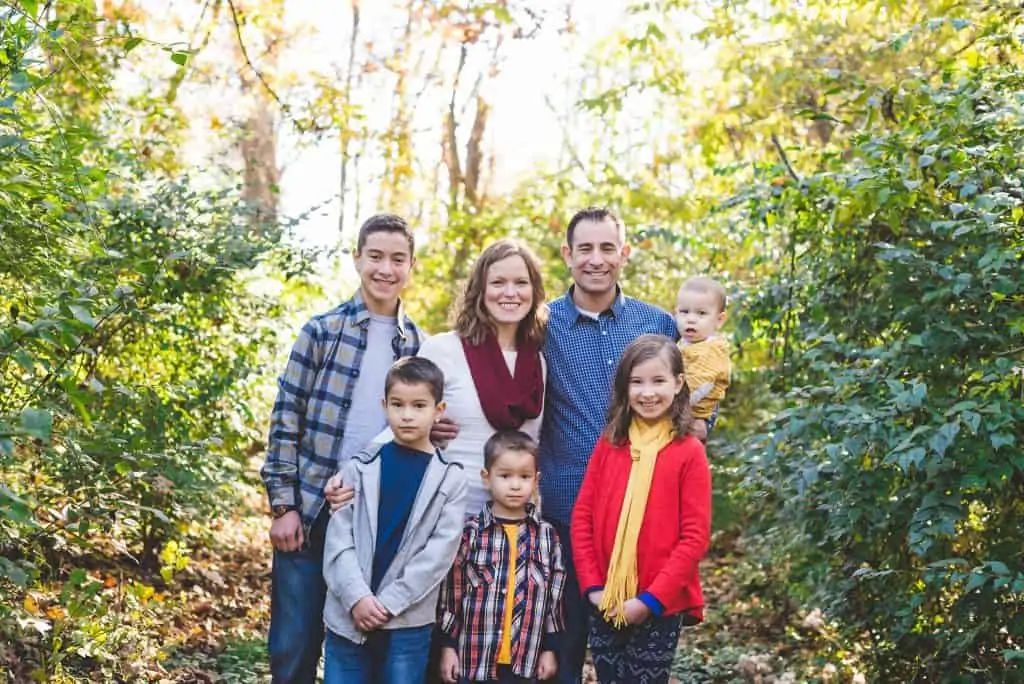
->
[324, 474, 355, 512]
[688, 418, 708, 442]
[269, 510, 303, 552]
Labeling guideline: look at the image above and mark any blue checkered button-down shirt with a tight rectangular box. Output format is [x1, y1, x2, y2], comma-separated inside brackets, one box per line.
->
[538, 287, 678, 524]
[261, 289, 423, 533]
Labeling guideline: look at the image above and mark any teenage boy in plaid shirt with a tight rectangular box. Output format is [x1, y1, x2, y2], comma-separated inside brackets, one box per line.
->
[437, 430, 566, 684]
[260, 214, 424, 683]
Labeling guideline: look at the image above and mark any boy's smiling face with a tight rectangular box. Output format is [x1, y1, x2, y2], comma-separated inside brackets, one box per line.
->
[383, 381, 445, 451]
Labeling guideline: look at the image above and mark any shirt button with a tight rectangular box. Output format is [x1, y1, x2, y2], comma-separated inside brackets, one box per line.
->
[601, 330, 607, 336]
[607, 359, 613, 365]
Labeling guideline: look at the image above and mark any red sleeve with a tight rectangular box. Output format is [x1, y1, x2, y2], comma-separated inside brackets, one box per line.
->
[570, 437, 609, 595]
[645, 439, 712, 604]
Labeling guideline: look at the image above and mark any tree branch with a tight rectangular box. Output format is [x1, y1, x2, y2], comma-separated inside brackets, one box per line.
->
[771, 133, 801, 183]
[226, 0, 287, 111]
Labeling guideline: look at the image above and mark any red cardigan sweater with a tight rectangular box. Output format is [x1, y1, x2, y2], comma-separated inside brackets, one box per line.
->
[570, 433, 711, 622]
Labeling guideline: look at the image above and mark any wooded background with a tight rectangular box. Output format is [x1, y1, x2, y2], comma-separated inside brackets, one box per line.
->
[1, 0, 1021, 681]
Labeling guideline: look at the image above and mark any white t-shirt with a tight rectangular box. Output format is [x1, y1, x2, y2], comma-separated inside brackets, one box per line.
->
[338, 314, 397, 464]
[417, 331, 546, 517]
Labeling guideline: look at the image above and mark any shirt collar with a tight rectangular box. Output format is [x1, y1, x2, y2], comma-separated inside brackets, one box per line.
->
[350, 288, 412, 340]
[480, 501, 541, 528]
[563, 284, 626, 323]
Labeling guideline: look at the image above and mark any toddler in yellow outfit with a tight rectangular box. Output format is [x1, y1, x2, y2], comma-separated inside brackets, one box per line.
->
[674, 276, 731, 430]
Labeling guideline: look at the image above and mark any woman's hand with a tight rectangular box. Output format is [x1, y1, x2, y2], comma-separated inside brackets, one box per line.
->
[430, 415, 460, 448]
[588, 590, 604, 608]
[324, 474, 355, 512]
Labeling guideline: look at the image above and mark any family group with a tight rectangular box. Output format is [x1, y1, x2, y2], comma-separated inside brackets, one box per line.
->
[260, 207, 732, 684]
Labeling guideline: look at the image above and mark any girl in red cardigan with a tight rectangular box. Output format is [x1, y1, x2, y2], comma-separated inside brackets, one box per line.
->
[570, 334, 712, 684]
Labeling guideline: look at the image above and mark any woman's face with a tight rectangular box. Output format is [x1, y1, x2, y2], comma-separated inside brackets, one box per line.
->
[483, 254, 535, 331]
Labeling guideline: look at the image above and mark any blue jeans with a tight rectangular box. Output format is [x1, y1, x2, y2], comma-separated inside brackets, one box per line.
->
[268, 510, 329, 683]
[547, 518, 587, 684]
[324, 624, 433, 684]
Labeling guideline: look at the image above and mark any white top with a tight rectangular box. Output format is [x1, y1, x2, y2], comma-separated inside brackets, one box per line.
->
[419, 331, 546, 517]
[339, 314, 397, 464]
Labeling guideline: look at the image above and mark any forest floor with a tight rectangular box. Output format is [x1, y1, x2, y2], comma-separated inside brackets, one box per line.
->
[3, 481, 853, 684]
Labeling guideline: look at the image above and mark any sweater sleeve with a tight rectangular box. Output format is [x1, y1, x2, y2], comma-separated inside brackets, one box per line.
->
[570, 437, 608, 595]
[682, 338, 731, 419]
[376, 468, 468, 617]
[644, 440, 712, 605]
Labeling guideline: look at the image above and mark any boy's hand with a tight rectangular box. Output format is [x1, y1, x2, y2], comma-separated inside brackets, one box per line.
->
[688, 418, 708, 442]
[438, 646, 460, 684]
[324, 474, 355, 512]
[430, 415, 459, 448]
[269, 510, 304, 552]
[351, 595, 390, 632]
[588, 590, 604, 608]
[537, 650, 558, 680]
[621, 598, 652, 625]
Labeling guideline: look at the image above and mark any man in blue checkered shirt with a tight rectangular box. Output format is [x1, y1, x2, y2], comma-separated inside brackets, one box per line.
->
[540, 207, 694, 684]
[260, 214, 424, 683]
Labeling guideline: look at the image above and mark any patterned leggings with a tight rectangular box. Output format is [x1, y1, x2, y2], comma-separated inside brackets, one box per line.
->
[588, 609, 682, 684]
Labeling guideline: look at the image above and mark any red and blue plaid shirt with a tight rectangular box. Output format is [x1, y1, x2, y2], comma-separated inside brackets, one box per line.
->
[437, 502, 566, 681]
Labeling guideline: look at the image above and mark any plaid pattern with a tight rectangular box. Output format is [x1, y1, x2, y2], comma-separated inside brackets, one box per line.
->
[438, 503, 566, 681]
[261, 289, 423, 534]
[539, 286, 679, 523]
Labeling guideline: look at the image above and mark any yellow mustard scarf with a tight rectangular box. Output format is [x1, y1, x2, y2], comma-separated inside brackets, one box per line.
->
[599, 417, 674, 627]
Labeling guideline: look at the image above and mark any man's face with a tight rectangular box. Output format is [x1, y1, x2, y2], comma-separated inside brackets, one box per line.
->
[560, 218, 630, 299]
[353, 231, 414, 309]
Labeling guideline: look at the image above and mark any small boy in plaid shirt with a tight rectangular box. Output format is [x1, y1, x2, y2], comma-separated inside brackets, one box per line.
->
[437, 430, 566, 684]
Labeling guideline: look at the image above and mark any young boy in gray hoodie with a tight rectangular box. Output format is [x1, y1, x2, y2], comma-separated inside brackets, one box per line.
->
[322, 356, 468, 684]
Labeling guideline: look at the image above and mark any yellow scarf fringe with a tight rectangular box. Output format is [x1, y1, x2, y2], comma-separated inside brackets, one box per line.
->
[599, 417, 674, 627]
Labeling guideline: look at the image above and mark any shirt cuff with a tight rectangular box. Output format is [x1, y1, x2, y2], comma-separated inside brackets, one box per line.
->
[435, 626, 458, 649]
[266, 485, 298, 509]
[638, 591, 665, 617]
[541, 631, 561, 654]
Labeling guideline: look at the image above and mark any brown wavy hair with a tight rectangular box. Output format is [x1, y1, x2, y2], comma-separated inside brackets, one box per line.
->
[453, 239, 548, 346]
[604, 334, 692, 445]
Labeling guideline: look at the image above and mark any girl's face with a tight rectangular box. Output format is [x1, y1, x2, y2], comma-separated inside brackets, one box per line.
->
[627, 353, 684, 422]
[483, 255, 534, 330]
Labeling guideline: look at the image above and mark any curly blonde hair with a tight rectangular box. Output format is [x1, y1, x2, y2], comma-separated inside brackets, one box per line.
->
[453, 239, 548, 346]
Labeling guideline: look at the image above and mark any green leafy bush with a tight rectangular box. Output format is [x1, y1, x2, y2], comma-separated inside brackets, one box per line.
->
[734, 42, 1024, 682]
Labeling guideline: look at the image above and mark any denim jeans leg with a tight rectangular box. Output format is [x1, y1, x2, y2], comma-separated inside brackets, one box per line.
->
[323, 629, 369, 684]
[547, 518, 588, 684]
[268, 512, 329, 684]
[381, 624, 434, 684]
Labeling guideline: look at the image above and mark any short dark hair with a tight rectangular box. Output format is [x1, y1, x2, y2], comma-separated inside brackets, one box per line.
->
[384, 357, 444, 403]
[356, 213, 415, 255]
[483, 429, 538, 471]
[566, 206, 625, 249]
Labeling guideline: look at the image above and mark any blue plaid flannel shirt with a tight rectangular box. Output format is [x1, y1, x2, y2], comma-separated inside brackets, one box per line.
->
[261, 289, 423, 534]
[538, 286, 680, 524]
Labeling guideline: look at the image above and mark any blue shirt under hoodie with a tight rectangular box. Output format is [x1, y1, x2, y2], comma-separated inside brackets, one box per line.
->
[372, 441, 432, 592]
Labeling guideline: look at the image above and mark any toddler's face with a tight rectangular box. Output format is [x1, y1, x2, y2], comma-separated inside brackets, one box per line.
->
[675, 288, 725, 344]
[482, 449, 538, 513]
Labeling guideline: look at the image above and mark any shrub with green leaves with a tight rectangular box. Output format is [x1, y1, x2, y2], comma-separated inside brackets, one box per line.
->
[734, 38, 1024, 682]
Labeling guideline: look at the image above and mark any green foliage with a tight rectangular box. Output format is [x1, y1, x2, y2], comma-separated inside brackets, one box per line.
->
[0, 3, 309, 678]
[731, 22, 1024, 680]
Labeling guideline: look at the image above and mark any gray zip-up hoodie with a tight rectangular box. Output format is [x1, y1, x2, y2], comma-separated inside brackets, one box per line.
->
[322, 442, 467, 644]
